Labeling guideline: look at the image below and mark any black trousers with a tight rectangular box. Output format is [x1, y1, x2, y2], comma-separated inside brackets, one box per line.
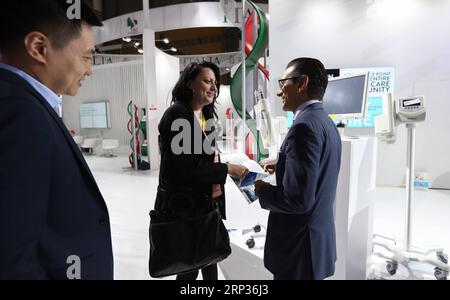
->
[176, 264, 218, 280]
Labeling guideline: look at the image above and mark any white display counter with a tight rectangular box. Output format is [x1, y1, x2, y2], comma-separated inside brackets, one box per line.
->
[219, 137, 377, 280]
[330, 136, 377, 280]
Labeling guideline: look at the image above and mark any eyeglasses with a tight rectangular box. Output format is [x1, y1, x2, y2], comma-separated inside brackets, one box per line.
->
[278, 76, 301, 89]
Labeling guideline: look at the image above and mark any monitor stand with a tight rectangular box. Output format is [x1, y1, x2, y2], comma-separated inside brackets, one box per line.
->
[337, 121, 359, 139]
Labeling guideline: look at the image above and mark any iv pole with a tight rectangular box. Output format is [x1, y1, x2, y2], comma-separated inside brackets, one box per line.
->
[405, 123, 415, 251]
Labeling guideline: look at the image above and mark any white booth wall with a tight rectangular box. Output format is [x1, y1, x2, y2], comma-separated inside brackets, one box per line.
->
[62, 49, 180, 147]
[269, 0, 450, 189]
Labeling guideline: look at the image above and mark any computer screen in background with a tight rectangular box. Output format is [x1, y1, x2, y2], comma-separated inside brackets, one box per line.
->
[322, 73, 369, 122]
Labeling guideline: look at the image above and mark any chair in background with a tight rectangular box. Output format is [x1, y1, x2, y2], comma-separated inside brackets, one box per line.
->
[81, 138, 101, 155]
[102, 139, 120, 157]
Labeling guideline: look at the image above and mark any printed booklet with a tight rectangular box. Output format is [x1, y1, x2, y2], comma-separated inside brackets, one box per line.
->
[223, 153, 270, 204]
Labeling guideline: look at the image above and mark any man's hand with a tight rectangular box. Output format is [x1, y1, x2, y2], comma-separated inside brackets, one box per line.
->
[262, 164, 276, 174]
[259, 155, 278, 166]
[255, 180, 266, 197]
[260, 156, 277, 175]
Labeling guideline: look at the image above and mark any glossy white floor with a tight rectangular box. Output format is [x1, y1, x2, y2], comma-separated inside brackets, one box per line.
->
[84, 152, 450, 280]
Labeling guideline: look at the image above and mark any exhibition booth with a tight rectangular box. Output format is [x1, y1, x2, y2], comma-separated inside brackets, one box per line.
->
[59, 0, 450, 280]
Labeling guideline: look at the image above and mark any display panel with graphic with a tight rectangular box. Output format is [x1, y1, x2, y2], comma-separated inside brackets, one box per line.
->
[287, 67, 395, 129]
[340, 67, 395, 128]
[80, 102, 110, 129]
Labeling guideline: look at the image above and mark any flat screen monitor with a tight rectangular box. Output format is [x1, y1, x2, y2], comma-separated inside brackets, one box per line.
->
[322, 73, 369, 121]
[80, 101, 110, 129]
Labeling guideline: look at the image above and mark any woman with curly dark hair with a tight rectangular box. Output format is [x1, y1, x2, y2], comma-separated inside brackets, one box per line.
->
[154, 62, 248, 280]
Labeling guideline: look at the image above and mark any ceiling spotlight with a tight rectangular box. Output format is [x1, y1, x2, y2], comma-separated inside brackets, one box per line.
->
[134, 42, 141, 47]
[138, 48, 144, 54]
[163, 47, 178, 53]
[122, 37, 132, 42]
[157, 38, 170, 44]
[155, 38, 170, 44]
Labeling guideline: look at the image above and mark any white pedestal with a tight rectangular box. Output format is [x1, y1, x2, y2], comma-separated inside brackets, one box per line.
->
[330, 137, 377, 280]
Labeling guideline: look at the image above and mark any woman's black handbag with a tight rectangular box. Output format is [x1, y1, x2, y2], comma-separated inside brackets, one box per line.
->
[148, 187, 231, 278]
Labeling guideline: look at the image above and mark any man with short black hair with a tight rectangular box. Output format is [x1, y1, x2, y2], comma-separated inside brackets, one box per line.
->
[255, 57, 342, 280]
[0, 0, 114, 279]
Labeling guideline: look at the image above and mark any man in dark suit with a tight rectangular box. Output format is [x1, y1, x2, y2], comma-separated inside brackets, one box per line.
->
[0, 1, 113, 279]
[255, 58, 342, 280]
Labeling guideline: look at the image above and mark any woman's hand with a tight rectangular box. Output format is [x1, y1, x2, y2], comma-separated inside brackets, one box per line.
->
[227, 163, 249, 180]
